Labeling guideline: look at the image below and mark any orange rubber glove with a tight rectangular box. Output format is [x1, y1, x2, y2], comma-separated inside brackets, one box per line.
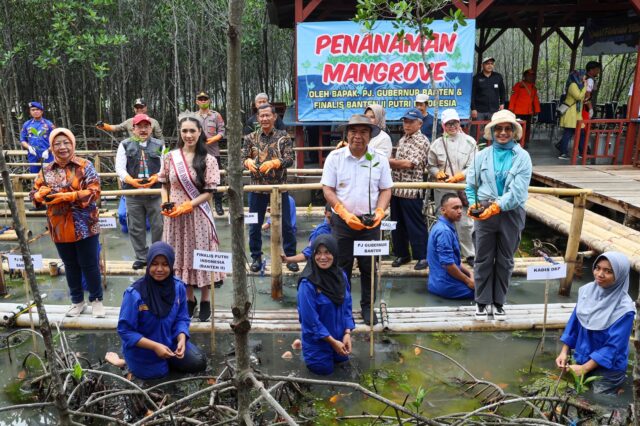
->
[124, 175, 145, 189]
[333, 202, 365, 231]
[244, 159, 258, 174]
[164, 201, 193, 218]
[467, 203, 483, 219]
[259, 159, 281, 174]
[445, 172, 466, 183]
[45, 191, 78, 205]
[435, 170, 448, 181]
[97, 122, 115, 132]
[478, 202, 501, 220]
[206, 134, 222, 145]
[366, 207, 386, 229]
[33, 186, 52, 204]
[140, 174, 159, 188]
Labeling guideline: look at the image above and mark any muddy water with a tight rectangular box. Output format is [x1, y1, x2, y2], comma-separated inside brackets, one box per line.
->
[0, 213, 631, 421]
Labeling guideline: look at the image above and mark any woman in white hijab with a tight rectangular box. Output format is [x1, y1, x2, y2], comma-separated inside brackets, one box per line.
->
[556, 252, 635, 394]
[364, 104, 392, 158]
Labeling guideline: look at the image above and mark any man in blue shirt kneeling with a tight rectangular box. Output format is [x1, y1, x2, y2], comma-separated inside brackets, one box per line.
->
[427, 193, 475, 299]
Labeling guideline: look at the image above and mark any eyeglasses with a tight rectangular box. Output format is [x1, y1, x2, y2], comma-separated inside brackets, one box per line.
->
[197, 97, 209, 101]
[494, 125, 513, 133]
[444, 121, 459, 127]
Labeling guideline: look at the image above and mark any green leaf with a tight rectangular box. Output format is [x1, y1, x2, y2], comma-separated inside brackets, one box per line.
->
[398, 383, 412, 394]
[365, 152, 373, 161]
[372, 162, 379, 167]
[71, 362, 83, 380]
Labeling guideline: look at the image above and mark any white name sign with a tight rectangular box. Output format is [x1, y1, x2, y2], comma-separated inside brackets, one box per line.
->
[98, 217, 117, 229]
[245, 212, 259, 224]
[7, 254, 43, 270]
[193, 250, 233, 273]
[380, 221, 397, 231]
[353, 240, 390, 256]
[527, 263, 567, 280]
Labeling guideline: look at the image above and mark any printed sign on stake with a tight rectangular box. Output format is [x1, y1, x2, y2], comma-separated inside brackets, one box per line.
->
[527, 263, 567, 280]
[98, 217, 117, 229]
[193, 250, 233, 273]
[353, 240, 389, 256]
[6, 254, 43, 270]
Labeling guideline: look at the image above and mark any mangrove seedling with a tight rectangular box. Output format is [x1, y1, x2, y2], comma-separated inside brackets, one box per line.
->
[399, 383, 429, 416]
[566, 363, 600, 394]
[359, 151, 379, 226]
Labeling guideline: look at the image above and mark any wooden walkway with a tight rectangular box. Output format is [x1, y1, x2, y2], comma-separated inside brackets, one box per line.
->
[3, 256, 563, 278]
[0, 302, 575, 333]
[526, 193, 640, 271]
[532, 165, 640, 219]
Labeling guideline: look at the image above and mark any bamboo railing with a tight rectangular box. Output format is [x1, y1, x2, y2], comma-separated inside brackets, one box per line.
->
[0, 181, 592, 297]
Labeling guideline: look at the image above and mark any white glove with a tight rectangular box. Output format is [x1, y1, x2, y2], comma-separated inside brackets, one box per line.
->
[27, 145, 37, 156]
[41, 149, 50, 160]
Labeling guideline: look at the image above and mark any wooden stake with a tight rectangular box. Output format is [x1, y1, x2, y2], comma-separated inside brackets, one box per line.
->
[559, 193, 587, 296]
[369, 255, 375, 358]
[210, 272, 216, 353]
[541, 280, 549, 352]
[100, 234, 107, 289]
[22, 270, 37, 351]
[270, 188, 283, 300]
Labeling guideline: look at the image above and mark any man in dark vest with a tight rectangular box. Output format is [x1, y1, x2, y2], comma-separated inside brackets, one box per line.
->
[115, 114, 164, 269]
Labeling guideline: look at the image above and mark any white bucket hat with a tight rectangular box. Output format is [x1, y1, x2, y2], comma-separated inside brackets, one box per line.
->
[415, 94, 429, 103]
[483, 110, 523, 141]
[440, 108, 460, 124]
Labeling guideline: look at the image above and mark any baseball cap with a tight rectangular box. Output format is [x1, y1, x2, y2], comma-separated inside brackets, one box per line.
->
[441, 108, 460, 124]
[402, 108, 424, 121]
[196, 91, 210, 99]
[28, 101, 44, 110]
[133, 98, 146, 107]
[482, 56, 495, 64]
[132, 114, 151, 126]
[415, 94, 429, 103]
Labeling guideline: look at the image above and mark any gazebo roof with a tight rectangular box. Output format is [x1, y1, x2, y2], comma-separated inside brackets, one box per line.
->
[266, 0, 639, 29]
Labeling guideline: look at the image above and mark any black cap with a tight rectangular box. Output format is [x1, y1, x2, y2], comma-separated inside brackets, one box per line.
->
[133, 98, 146, 107]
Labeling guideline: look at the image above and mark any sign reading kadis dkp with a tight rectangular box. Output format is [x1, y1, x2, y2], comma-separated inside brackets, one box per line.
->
[526, 264, 567, 281]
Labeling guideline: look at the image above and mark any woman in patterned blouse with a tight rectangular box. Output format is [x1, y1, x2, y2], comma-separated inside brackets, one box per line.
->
[30, 128, 105, 318]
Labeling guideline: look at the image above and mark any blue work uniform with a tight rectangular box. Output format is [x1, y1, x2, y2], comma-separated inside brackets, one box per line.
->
[427, 216, 474, 299]
[561, 310, 634, 394]
[266, 194, 297, 234]
[117, 279, 193, 380]
[297, 274, 355, 375]
[20, 118, 54, 173]
[420, 114, 441, 141]
[301, 220, 332, 259]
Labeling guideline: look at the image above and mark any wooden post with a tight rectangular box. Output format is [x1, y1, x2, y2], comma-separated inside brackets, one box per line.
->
[270, 187, 283, 299]
[559, 193, 587, 296]
[369, 257, 375, 358]
[541, 280, 549, 352]
[11, 177, 28, 235]
[210, 273, 216, 353]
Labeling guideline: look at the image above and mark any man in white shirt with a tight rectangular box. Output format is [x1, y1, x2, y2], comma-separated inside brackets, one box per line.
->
[321, 114, 393, 325]
[115, 114, 164, 269]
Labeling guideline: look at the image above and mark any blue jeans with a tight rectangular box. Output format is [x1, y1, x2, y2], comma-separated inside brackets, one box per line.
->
[248, 192, 296, 258]
[55, 234, 102, 303]
[167, 341, 207, 374]
[560, 127, 587, 156]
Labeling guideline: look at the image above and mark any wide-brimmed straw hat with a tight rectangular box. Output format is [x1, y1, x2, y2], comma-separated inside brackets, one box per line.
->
[483, 109, 522, 141]
[341, 114, 380, 138]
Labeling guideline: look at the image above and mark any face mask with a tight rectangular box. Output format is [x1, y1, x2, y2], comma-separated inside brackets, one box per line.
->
[199, 102, 210, 110]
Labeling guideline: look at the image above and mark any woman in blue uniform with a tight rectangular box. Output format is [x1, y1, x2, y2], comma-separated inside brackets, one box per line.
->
[556, 252, 635, 395]
[117, 241, 206, 380]
[297, 234, 355, 375]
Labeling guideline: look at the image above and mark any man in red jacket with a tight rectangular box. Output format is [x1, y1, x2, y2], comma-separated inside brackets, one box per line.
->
[508, 69, 540, 148]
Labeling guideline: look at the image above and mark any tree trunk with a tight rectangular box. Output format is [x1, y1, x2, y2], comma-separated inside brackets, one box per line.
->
[226, 0, 251, 422]
[0, 124, 72, 425]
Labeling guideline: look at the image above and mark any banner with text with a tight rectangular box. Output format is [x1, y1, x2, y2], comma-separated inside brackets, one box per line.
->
[296, 20, 476, 122]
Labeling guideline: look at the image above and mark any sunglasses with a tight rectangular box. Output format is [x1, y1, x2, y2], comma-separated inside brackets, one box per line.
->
[197, 97, 209, 101]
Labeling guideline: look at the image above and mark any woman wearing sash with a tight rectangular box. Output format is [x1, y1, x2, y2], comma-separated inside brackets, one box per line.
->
[160, 115, 223, 322]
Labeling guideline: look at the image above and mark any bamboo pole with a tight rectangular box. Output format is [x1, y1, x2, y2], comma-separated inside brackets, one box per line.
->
[270, 188, 283, 300]
[559, 193, 587, 296]
[11, 177, 28, 235]
[369, 255, 375, 358]
[541, 280, 549, 352]
[210, 272, 216, 353]
[93, 154, 101, 173]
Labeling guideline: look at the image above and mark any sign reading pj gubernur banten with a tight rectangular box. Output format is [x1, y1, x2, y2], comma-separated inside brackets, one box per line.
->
[296, 20, 476, 122]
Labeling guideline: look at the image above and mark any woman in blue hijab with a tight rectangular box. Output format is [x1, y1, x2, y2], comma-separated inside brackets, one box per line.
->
[117, 241, 207, 379]
[556, 252, 636, 395]
[297, 234, 356, 375]
[465, 110, 532, 321]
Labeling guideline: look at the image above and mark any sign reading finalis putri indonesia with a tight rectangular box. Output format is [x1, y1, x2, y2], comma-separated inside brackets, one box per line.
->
[296, 20, 476, 122]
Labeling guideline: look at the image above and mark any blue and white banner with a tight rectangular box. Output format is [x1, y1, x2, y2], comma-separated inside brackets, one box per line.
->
[296, 20, 476, 122]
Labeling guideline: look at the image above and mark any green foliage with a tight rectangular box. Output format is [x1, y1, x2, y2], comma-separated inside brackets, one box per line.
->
[398, 383, 429, 415]
[566, 368, 600, 394]
[71, 362, 84, 381]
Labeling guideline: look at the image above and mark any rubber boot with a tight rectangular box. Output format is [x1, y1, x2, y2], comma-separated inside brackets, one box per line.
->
[199, 301, 211, 322]
[187, 296, 197, 318]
